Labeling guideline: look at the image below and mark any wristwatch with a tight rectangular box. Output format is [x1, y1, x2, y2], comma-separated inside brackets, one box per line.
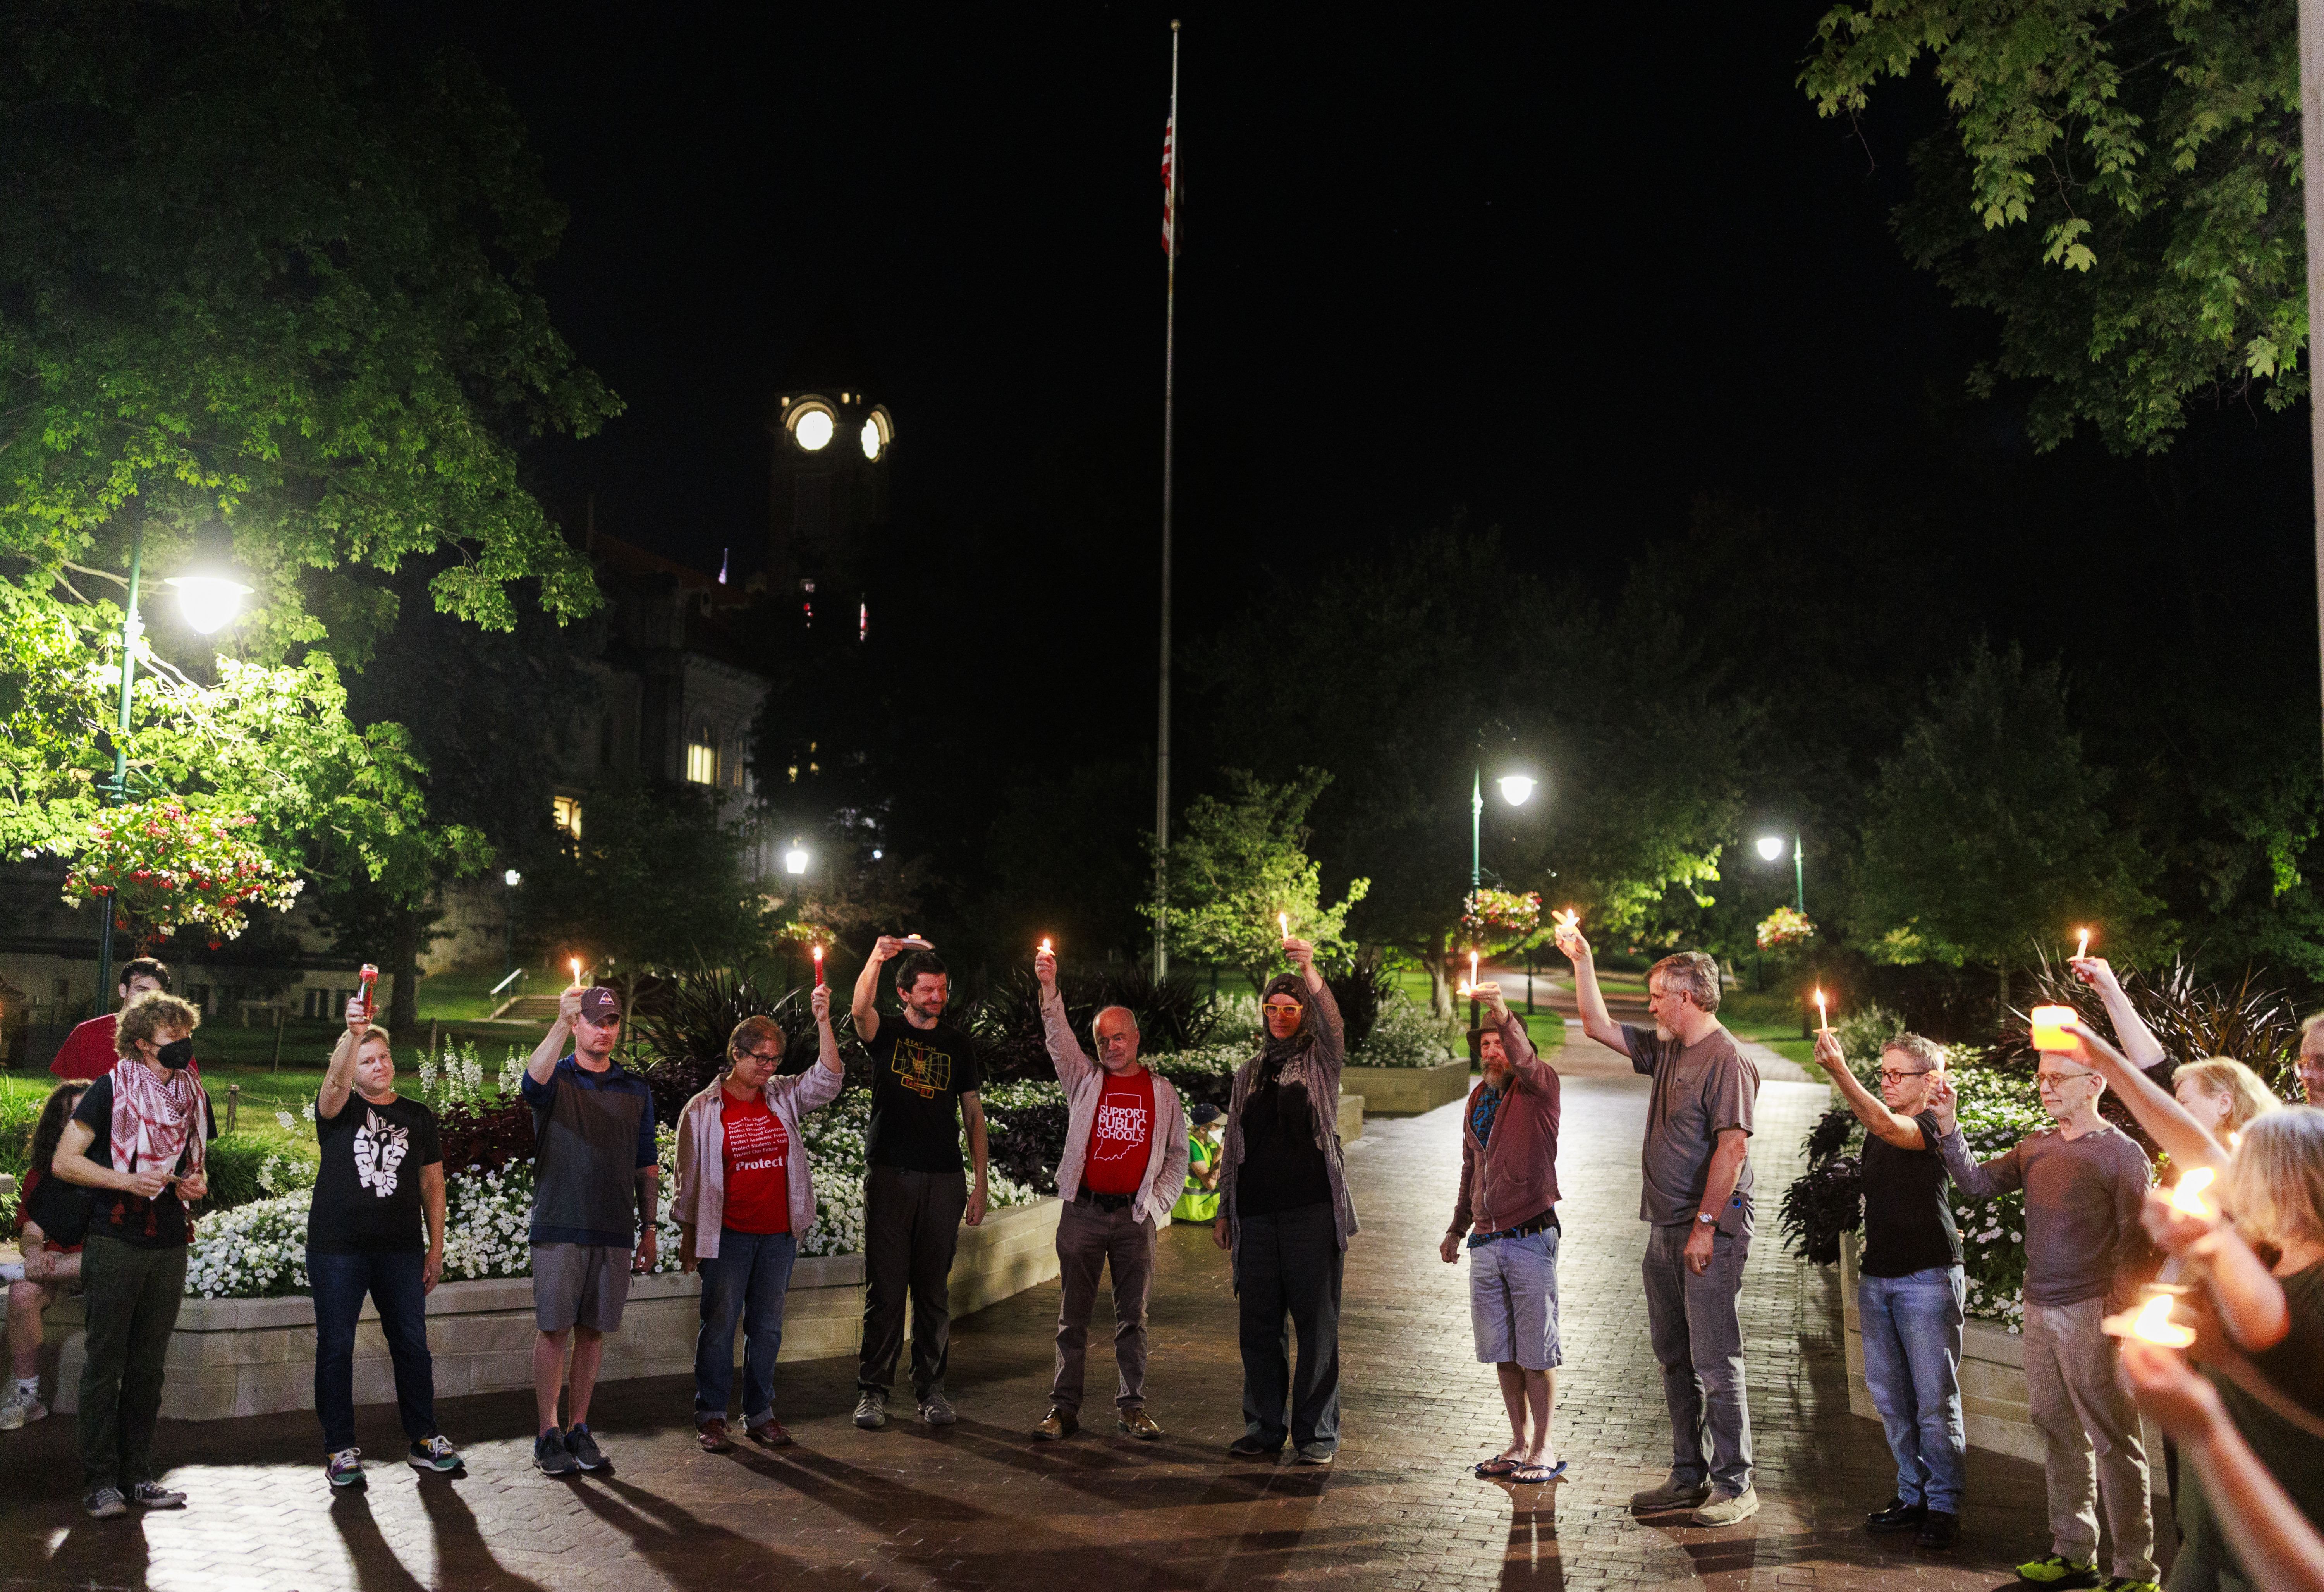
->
[1694, 1212, 1718, 1227]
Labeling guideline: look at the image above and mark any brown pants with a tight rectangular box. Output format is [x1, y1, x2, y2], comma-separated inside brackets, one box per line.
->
[1050, 1197, 1155, 1413]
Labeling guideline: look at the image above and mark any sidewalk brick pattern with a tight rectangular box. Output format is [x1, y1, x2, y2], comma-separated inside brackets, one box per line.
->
[0, 1033, 2139, 1589]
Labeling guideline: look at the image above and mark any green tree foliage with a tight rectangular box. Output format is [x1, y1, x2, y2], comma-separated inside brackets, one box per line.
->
[520, 781, 758, 979]
[0, 0, 617, 915]
[1851, 642, 2165, 989]
[1802, 1, 2303, 453]
[1145, 768, 1370, 993]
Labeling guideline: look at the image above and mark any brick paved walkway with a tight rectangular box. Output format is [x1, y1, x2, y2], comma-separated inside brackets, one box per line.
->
[0, 1037, 2134, 1590]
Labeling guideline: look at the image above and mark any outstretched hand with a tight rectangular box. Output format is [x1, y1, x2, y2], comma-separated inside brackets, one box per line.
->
[1813, 1029, 1845, 1075]
[811, 983, 831, 1024]
[1035, 948, 1058, 992]
[1926, 1073, 1960, 1136]
[2069, 956, 2122, 999]
[1555, 926, 1591, 964]
[1283, 937, 1316, 972]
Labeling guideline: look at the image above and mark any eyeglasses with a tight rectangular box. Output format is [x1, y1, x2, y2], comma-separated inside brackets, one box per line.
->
[737, 1049, 783, 1066]
[1263, 1002, 1304, 1016]
[2036, 1072, 2095, 1090]
[1876, 1069, 1932, 1085]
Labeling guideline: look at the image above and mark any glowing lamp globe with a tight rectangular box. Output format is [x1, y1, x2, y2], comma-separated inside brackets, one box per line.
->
[793, 409, 834, 452]
[1497, 775, 1536, 806]
[784, 841, 810, 876]
[165, 572, 253, 635]
[503, 869, 523, 887]
[1755, 836, 1786, 862]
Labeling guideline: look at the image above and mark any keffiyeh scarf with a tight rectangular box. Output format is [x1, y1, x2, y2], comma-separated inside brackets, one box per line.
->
[109, 1057, 206, 1181]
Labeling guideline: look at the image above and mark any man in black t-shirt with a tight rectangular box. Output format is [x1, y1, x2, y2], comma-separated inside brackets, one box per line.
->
[306, 996, 458, 1488]
[848, 937, 989, 1431]
[1815, 1026, 1965, 1551]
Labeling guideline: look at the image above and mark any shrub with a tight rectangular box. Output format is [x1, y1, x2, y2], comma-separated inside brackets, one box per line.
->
[198, 1131, 276, 1212]
[1349, 992, 1462, 1068]
[632, 967, 831, 1125]
[964, 965, 1220, 1086]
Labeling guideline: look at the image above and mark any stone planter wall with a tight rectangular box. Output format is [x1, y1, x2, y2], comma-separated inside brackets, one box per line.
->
[1339, 1059, 1469, 1116]
[2, 1196, 1064, 1423]
[1837, 1233, 2166, 1493]
[1337, 1092, 1363, 1143]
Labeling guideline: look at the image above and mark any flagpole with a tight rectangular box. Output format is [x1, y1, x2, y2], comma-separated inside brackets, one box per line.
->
[1154, 19, 1181, 981]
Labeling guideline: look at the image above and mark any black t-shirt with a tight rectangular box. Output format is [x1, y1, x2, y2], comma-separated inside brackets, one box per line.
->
[865, 1020, 982, 1174]
[1859, 1110, 1961, 1277]
[1233, 1066, 1333, 1219]
[69, 1074, 216, 1250]
[19, 1165, 93, 1250]
[308, 1090, 443, 1255]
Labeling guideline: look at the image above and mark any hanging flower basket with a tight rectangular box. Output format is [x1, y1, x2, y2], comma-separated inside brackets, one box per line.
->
[1756, 904, 1817, 950]
[1461, 888, 1542, 949]
[63, 801, 304, 940]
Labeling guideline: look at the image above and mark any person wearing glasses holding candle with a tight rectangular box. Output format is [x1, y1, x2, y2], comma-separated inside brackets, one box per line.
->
[519, 982, 660, 1477]
[674, 986, 847, 1451]
[1028, 944, 1188, 1442]
[1215, 935, 1357, 1465]
[1440, 980, 1566, 1485]
[1561, 925, 1762, 1527]
[1928, 1040, 2157, 1590]
[1813, 1026, 1966, 1550]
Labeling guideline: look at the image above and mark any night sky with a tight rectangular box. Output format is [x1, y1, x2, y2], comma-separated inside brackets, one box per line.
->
[419, 2, 2313, 703]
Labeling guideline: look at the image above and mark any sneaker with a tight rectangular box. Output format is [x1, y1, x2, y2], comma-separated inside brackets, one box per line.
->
[853, 1388, 889, 1430]
[2015, 1554, 2100, 1587]
[534, 1428, 578, 1476]
[744, 1416, 792, 1448]
[1293, 1441, 1337, 1465]
[127, 1480, 186, 1509]
[83, 1487, 127, 1520]
[562, 1425, 606, 1472]
[1227, 1433, 1282, 1458]
[1692, 1487, 1761, 1527]
[1916, 1509, 1960, 1550]
[408, 1435, 461, 1473]
[697, 1417, 732, 1453]
[917, 1387, 957, 1427]
[325, 1448, 365, 1489]
[0, 1387, 44, 1430]
[1866, 1496, 1924, 1533]
[1631, 1472, 1712, 1511]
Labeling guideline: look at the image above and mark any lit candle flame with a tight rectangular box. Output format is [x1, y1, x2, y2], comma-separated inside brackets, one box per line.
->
[1278, 913, 1289, 938]
[2170, 1166, 2216, 1220]
[1039, 937, 1052, 956]
[569, 958, 583, 989]
[2076, 927, 2091, 960]
[1816, 988, 1829, 1032]
[1552, 908, 1580, 937]
[2129, 1295, 2195, 1348]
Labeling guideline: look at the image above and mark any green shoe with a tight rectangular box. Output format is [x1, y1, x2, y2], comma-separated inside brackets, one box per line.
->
[2015, 1554, 2099, 1588]
[2099, 1580, 2162, 1592]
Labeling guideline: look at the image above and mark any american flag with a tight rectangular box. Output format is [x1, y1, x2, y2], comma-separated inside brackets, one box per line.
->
[1161, 115, 1176, 254]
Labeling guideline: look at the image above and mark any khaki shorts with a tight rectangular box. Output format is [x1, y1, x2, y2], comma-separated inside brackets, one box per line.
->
[531, 1243, 633, 1334]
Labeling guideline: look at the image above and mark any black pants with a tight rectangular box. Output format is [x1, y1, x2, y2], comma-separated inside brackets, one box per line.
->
[77, 1234, 186, 1491]
[858, 1164, 966, 1397]
[1234, 1201, 1342, 1450]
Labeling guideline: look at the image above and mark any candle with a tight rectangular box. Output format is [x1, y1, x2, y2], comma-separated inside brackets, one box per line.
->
[358, 963, 378, 1021]
[2108, 1294, 2195, 1348]
[812, 944, 825, 987]
[1551, 908, 1580, 938]
[2169, 1166, 2216, 1220]
[2076, 927, 2090, 960]
[2029, 1004, 2077, 1052]
[1815, 988, 1829, 1032]
[1039, 937, 1052, 956]
[1278, 912, 1290, 938]
[569, 958, 583, 990]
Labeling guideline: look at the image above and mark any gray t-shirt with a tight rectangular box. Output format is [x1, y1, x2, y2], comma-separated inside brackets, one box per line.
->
[1623, 1023, 1757, 1230]
[1937, 1122, 2151, 1307]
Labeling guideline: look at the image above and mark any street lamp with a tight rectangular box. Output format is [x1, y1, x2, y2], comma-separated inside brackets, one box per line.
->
[92, 524, 252, 997]
[1755, 830, 1804, 912]
[501, 870, 522, 976]
[1471, 768, 1540, 890]
[784, 840, 810, 876]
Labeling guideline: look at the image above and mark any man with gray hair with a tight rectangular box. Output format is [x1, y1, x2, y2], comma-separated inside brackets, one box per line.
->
[1560, 926, 1762, 1526]
[1029, 945, 1189, 1441]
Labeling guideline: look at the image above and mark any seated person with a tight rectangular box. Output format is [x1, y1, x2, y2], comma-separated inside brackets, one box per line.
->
[1172, 1104, 1224, 1222]
[3, 1081, 93, 1429]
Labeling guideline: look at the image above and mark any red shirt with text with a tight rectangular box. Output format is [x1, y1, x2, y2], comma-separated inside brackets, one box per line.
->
[1083, 1069, 1156, 1197]
[720, 1092, 791, 1234]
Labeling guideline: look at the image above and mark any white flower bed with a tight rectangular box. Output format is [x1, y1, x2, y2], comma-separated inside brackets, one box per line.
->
[189, 1093, 1041, 1298]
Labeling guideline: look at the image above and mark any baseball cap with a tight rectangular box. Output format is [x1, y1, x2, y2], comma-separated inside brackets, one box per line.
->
[579, 985, 623, 1022]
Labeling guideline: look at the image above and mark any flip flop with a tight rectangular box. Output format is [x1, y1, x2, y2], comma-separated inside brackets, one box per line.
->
[1473, 1457, 1521, 1478]
[1509, 1460, 1569, 1484]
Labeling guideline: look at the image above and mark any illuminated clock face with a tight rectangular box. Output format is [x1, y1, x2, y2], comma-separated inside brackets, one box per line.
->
[859, 418, 884, 460]
[793, 409, 834, 451]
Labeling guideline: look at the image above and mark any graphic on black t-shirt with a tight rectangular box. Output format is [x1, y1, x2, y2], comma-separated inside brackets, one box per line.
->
[889, 1035, 952, 1099]
[354, 1107, 411, 1198]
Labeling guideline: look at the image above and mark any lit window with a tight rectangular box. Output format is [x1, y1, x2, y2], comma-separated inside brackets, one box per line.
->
[686, 742, 718, 784]
[553, 795, 583, 839]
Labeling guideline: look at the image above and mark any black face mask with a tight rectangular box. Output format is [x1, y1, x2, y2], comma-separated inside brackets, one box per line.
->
[155, 1037, 195, 1071]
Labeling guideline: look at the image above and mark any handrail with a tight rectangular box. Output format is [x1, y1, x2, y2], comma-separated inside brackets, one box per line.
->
[489, 966, 526, 997]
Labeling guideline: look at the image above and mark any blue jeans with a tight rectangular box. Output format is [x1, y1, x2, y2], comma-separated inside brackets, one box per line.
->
[1858, 1265, 1967, 1513]
[694, 1229, 797, 1425]
[307, 1248, 435, 1453]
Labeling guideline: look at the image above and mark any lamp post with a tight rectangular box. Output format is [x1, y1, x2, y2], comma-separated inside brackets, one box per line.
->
[91, 526, 251, 998]
[1467, 768, 1538, 1025]
[502, 869, 523, 978]
[1755, 830, 1804, 913]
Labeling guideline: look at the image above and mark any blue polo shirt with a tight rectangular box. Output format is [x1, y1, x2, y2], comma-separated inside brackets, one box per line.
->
[520, 1055, 660, 1247]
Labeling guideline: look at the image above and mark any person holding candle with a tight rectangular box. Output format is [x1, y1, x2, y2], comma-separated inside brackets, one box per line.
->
[673, 987, 847, 1451]
[1561, 925, 1761, 1527]
[1215, 935, 1358, 1465]
[2070, 956, 2279, 1147]
[1927, 1043, 2157, 1589]
[849, 937, 988, 1432]
[1813, 1026, 1965, 1549]
[519, 981, 660, 1477]
[2129, 1105, 2324, 1592]
[1440, 980, 1565, 1485]
[1028, 943, 1188, 1441]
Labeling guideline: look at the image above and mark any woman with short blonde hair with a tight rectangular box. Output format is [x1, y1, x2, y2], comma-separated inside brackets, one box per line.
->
[2172, 1059, 2279, 1143]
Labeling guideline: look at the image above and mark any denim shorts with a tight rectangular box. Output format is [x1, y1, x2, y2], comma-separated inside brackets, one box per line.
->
[1469, 1225, 1561, 1370]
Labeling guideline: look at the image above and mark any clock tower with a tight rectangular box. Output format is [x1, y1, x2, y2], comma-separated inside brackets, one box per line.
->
[767, 311, 892, 623]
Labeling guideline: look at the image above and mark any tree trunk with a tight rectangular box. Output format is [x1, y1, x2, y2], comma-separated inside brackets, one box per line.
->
[1996, 961, 2011, 1024]
[1426, 931, 1453, 1019]
[388, 908, 422, 1034]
